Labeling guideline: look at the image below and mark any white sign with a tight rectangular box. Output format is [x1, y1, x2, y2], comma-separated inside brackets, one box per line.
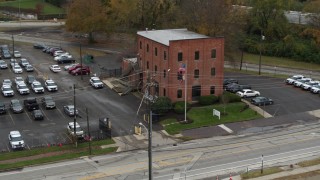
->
[213, 109, 220, 120]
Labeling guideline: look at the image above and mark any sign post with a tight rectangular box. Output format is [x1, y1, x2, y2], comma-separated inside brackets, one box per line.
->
[213, 109, 220, 120]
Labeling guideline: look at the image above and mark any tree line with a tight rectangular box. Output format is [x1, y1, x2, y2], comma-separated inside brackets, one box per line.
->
[65, 0, 320, 64]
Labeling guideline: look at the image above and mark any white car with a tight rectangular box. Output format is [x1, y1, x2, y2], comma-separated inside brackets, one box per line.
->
[67, 122, 84, 138]
[10, 59, 17, 68]
[13, 50, 21, 58]
[20, 58, 30, 67]
[8, 131, 25, 150]
[90, 77, 104, 88]
[286, 75, 304, 85]
[31, 81, 44, 93]
[54, 54, 72, 61]
[1, 85, 14, 97]
[2, 79, 12, 87]
[14, 76, 24, 85]
[16, 83, 30, 95]
[301, 81, 319, 90]
[12, 64, 23, 74]
[0, 60, 8, 69]
[44, 79, 58, 92]
[49, 65, 61, 72]
[236, 89, 260, 98]
[53, 50, 68, 57]
[310, 84, 320, 94]
[294, 78, 312, 87]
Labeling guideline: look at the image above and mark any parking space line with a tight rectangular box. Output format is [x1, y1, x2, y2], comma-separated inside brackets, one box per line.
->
[39, 107, 51, 121]
[57, 108, 68, 121]
[25, 111, 33, 123]
[8, 111, 15, 125]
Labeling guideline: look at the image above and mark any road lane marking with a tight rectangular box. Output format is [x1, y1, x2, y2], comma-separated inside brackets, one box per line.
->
[8, 111, 15, 125]
[39, 106, 50, 121]
[218, 124, 234, 133]
[25, 111, 33, 122]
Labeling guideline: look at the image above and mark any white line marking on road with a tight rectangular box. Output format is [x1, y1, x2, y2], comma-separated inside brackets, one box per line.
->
[25, 111, 33, 122]
[218, 124, 234, 133]
[8, 111, 15, 125]
[40, 106, 50, 121]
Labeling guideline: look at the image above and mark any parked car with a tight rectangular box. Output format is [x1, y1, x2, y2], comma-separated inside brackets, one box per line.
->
[67, 122, 84, 138]
[301, 81, 319, 90]
[8, 131, 25, 150]
[68, 64, 83, 73]
[16, 83, 30, 95]
[90, 77, 104, 88]
[63, 105, 78, 116]
[12, 64, 23, 74]
[19, 58, 29, 67]
[10, 99, 23, 113]
[226, 84, 252, 93]
[49, 47, 62, 56]
[0, 60, 8, 69]
[49, 64, 61, 72]
[64, 63, 79, 71]
[2, 85, 14, 97]
[286, 75, 305, 85]
[310, 84, 320, 94]
[53, 50, 68, 57]
[3, 51, 11, 59]
[31, 109, 44, 120]
[33, 43, 46, 49]
[223, 78, 238, 88]
[10, 59, 17, 68]
[57, 57, 76, 64]
[2, 79, 12, 87]
[24, 64, 34, 72]
[41, 96, 56, 109]
[0, 101, 6, 114]
[23, 97, 39, 111]
[13, 50, 21, 58]
[251, 96, 274, 106]
[26, 75, 36, 85]
[71, 67, 90, 76]
[15, 76, 25, 85]
[31, 81, 44, 93]
[294, 78, 312, 87]
[44, 79, 58, 92]
[54, 54, 72, 61]
[236, 89, 260, 98]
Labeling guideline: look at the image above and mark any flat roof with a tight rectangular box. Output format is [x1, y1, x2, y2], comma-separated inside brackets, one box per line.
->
[137, 28, 209, 46]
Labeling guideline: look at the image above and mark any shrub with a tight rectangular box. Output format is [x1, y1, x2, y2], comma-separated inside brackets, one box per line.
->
[151, 97, 172, 114]
[220, 92, 241, 103]
[174, 101, 190, 114]
[199, 95, 219, 105]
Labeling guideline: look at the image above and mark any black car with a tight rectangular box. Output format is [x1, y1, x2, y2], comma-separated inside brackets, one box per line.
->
[251, 96, 273, 106]
[0, 101, 6, 114]
[223, 78, 238, 88]
[57, 58, 76, 64]
[26, 75, 36, 85]
[33, 43, 46, 49]
[23, 97, 39, 111]
[32, 110, 44, 120]
[226, 84, 251, 93]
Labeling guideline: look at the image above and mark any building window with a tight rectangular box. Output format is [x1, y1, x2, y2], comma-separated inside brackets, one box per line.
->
[195, 51, 199, 60]
[164, 51, 167, 60]
[211, 49, 216, 59]
[140, 41, 142, 49]
[211, 68, 215, 76]
[163, 88, 166, 96]
[178, 52, 183, 61]
[163, 70, 166, 78]
[155, 65, 157, 73]
[155, 47, 158, 56]
[194, 69, 199, 78]
[210, 86, 215, 94]
[147, 44, 149, 52]
[177, 89, 182, 98]
[147, 61, 149, 69]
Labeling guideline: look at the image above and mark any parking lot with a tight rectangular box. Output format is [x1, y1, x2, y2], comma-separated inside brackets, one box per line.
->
[0, 43, 141, 152]
[226, 72, 320, 117]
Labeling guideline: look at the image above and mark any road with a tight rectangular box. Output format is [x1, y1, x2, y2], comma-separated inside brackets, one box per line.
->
[1, 120, 320, 180]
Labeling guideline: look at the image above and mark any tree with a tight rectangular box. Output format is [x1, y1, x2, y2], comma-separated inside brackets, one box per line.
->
[35, 3, 44, 15]
[66, 0, 109, 43]
[151, 97, 172, 114]
[303, 0, 320, 28]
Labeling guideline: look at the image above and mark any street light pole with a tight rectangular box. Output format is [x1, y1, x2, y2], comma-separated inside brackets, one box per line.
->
[12, 34, 14, 55]
[73, 84, 77, 147]
[80, 43, 83, 80]
[139, 120, 152, 180]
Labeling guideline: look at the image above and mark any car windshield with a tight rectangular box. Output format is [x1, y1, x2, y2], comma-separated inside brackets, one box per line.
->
[14, 66, 21, 69]
[26, 65, 33, 69]
[19, 85, 27, 89]
[45, 97, 53, 102]
[92, 79, 101, 83]
[11, 136, 22, 141]
[12, 102, 21, 107]
[69, 107, 74, 111]
[47, 82, 56, 86]
[3, 87, 12, 91]
[34, 84, 42, 88]
[3, 80, 11, 83]
[0, 61, 5, 64]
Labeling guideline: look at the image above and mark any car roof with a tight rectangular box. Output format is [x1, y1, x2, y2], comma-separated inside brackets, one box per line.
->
[91, 77, 100, 80]
[32, 81, 41, 84]
[68, 122, 80, 127]
[10, 131, 22, 137]
[66, 105, 74, 108]
[46, 79, 55, 83]
[2, 85, 11, 88]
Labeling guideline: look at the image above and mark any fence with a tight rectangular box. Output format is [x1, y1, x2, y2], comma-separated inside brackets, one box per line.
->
[100, 67, 122, 79]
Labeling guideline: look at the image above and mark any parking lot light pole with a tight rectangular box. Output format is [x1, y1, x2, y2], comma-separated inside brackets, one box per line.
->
[139, 119, 152, 180]
[258, 30, 265, 75]
[80, 43, 83, 80]
[73, 84, 77, 147]
[12, 34, 14, 55]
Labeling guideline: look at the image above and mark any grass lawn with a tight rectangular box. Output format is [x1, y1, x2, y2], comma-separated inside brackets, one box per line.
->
[241, 167, 283, 179]
[240, 52, 320, 71]
[161, 102, 262, 135]
[0, 139, 116, 170]
[0, 0, 65, 14]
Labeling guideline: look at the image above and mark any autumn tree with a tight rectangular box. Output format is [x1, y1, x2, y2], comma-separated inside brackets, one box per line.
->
[303, 0, 320, 28]
[66, 0, 108, 43]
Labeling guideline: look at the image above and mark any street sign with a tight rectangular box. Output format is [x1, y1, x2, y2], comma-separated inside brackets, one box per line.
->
[213, 109, 220, 120]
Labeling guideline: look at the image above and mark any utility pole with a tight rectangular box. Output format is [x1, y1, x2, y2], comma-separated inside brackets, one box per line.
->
[80, 43, 83, 80]
[73, 84, 77, 147]
[12, 34, 14, 55]
[86, 108, 91, 155]
[147, 70, 153, 180]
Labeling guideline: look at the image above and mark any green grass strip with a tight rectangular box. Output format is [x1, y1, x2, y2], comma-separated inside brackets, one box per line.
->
[241, 167, 283, 179]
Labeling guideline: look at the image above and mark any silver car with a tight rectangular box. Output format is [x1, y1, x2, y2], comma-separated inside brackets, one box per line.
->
[63, 105, 78, 116]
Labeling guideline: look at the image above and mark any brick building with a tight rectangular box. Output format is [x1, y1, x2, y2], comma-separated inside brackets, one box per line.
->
[136, 28, 224, 102]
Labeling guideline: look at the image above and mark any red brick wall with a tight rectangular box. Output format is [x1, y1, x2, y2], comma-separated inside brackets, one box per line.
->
[137, 35, 224, 103]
